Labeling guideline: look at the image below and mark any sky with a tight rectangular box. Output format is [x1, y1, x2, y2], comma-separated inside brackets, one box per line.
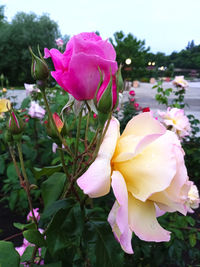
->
[1, 0, 200, 55]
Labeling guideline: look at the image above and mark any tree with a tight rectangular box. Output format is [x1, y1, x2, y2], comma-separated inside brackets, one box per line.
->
[0, 5, 5, 25]
[0, 12, 60, 85]
[110, 31, 149, 80]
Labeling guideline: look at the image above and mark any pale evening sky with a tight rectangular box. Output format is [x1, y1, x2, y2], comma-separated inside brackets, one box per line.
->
[1, 0, 200, 55]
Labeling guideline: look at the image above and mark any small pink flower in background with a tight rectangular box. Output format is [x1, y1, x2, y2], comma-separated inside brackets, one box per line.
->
[158, 107, 191, 139]
[116, 106, 120, 112]
[55, 38, 64, 48]
[134, 102, 139, 109]
[28, 101, 45, 119]
[16, 209, 44, 264]
[15, 238, 29, 256]
[129, 90, 135, 96]
[93, 113, 97, 119]
[77, 113, 191, 254]
[52, 143, 65, 153]
[172, 76, 188, 88]
[24, 83, 40, 95]
[185, 183, 200, 213]
[130, 98, 135, 102]
[52, 142, 58, 153]
[44, 32, 118, 101]
[27, 208, 40, 222]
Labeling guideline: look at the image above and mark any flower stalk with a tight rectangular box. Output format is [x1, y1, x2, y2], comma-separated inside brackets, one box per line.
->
[16, 141, 38, 227]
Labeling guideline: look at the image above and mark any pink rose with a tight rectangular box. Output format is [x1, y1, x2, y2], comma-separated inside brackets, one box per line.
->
[28, 101, 45, 119]
[158, 107, 191, 139]
[24, 83, 40, 95]
[77, 113, 191, 254]
[172, 76, 188, 88]
[185, 183, 200, 213]
[129, 90, 135, 96]
[44, 32, 118, 100]
[55, 38, 64, 48]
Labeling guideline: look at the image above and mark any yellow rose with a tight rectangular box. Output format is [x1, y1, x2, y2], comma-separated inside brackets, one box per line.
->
[77, 112, 191, 253]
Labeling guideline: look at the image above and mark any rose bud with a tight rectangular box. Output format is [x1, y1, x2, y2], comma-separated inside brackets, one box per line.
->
[7, 111, 25, 139]
[29, 47, 49, 82]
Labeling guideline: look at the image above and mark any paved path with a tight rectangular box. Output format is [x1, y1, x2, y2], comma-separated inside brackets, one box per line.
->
[123, 82, 200, 120]
[3, 81, 200, 120]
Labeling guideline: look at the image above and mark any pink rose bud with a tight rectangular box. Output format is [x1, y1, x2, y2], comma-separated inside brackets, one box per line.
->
[130, 98, 135, 102]
[96, 74, 117, 113]
[134, 102, 139, 109]
[129, 90, 135, 96]
[7, 111, 25, 135]
[44, 32, 118, 101]
[95, 73, 118, 126]
[93, 113, 97, 119]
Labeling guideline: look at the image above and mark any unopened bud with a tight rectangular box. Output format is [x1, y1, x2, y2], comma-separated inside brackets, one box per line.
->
[7, 111, 25, 135]
[29, 47, 49, 82]
[95, 74, 117, 114]
[30, 184, 38, 190]
[45, 113, 64, 143]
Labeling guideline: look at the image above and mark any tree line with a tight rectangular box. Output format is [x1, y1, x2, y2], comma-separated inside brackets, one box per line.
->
[0, 5, 200, 86]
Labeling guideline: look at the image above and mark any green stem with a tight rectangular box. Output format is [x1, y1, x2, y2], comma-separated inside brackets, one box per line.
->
[63, 115, 112, 199]
[17, 142, 38, 227]
[73, 109, 83, 175]
[58, 149, 70, 180]
[84, 109, 90, 148]
[8, 145, 24, 186]
[30, 245, 38, 266]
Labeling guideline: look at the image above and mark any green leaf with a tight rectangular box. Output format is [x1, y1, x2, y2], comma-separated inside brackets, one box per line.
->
[20, 246, 35, 262]
[86, 221, 123, 267]
[21, 97, 31, 109]
[189, 233, 196, 247]
[41, 172, 66, 208]
[33, 164, 62, 179]
[13, 222, 36, 230]
[41, 199, 74, 221]
[186, 216, 195, 226]
[0, 157, 5, 174]
[7, 163, 18, 180]
[46, 204, 83, 257]
[23, 229, 46, 247]
[0, 241, 20, 266]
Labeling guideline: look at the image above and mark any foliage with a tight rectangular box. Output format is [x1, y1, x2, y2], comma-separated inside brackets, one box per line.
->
[110, 31, 149, 80]
[0, 12, 60, 86]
